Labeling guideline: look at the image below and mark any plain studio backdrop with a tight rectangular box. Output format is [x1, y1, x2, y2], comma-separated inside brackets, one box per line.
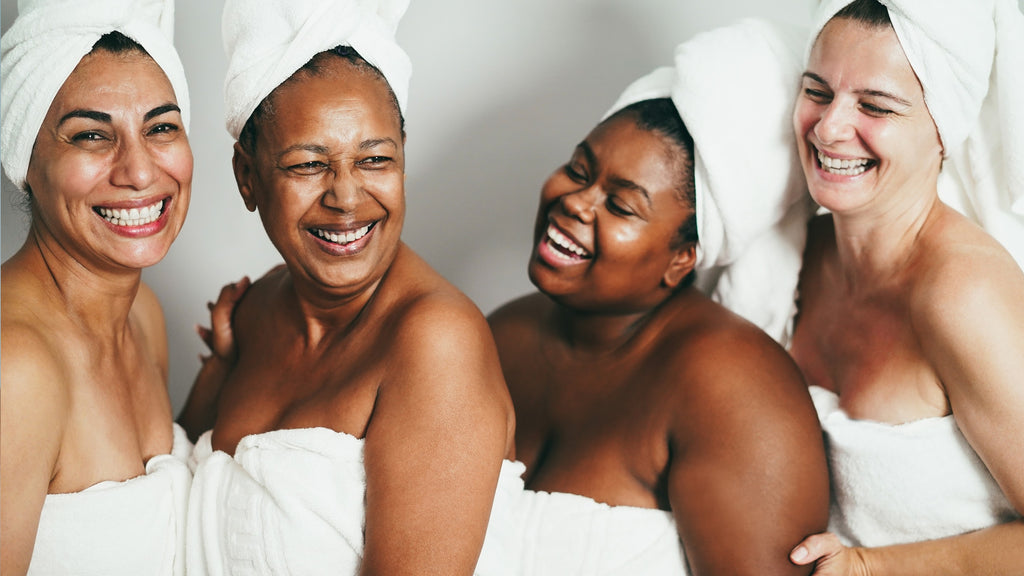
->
[7, 0, 967, 413]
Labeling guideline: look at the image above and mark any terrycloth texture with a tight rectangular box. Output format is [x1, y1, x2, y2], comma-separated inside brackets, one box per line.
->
[187, 427, 523, 575]
[222, 0, 412, 140]
[811, 0, 1024, 268]
[810, 386, 1021, 547]
[605, 19, 813, 342]
[509, 489, 689, 576]
[27, 423, 193, 576]
[0, 0, 190, 191]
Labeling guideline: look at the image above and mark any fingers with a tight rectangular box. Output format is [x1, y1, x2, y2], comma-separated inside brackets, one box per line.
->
[790, 532, 843, 565]
[198, 276, 252, 360]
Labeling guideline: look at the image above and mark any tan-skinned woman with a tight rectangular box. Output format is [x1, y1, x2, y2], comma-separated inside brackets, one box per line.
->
[0, 1, 193, 574]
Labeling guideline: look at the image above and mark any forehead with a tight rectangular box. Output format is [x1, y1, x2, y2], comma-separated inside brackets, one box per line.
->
[809, 18, 922, 98]
[586, 115, 689, 203]
[260, 58, 402, 147]
[47, 51, 175, 120]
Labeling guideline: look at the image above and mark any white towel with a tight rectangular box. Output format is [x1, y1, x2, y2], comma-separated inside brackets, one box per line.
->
[222, 0, 412, 140]
[809, 386, 1020, 547]
[0, 0, 190, 191]
[510, 489, 689, 576]
[605, 19, 814, 342]
[187, 427, 524, 575]
[811, 0, 1024, 268]
[27, 423, 193, 576]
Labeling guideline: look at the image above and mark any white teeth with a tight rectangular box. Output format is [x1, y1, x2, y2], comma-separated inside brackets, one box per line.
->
[98, 199, 164, 227]
[817, 150, 870, 176]
[315, 224, 371, 246]
[546, 225, 589, 258]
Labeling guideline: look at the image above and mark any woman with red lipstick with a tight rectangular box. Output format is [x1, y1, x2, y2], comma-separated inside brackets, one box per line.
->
[787, 1, 1024, 575]
[488, 20, 829, 576]
[179, 2, 518, 575]
[0, 1, 193, 574]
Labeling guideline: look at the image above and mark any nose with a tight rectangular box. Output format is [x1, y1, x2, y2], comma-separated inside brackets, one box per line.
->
[110, 137, 158, 190]
[813, 99, 856, 145]
[322, 166, 361, 211]
[559, 185, 600, 224]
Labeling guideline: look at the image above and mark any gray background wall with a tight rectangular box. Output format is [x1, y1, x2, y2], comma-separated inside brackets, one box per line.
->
[2, 0, 879, 412]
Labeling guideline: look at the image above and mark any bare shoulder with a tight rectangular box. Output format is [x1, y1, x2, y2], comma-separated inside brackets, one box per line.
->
[662, 296, 809, 412]
[911, 210, 1024, 344]
[487, 292, 549, 344]
[131, 282, 169, 368]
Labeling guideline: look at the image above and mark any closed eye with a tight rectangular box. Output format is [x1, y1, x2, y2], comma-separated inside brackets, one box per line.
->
[804, 88, 832, 103]
[861, 102, 893, 116]
[287, 160, 329, 175]
[606, 198, 634, 217]
[564, 163, 587, 182]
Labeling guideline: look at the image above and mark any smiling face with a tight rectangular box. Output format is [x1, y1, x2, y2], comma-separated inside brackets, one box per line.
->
[233, 54, 405, 295]
[24, 49, 192, 271]
[528, 112, 696, 314]
[793, 17, 943, 218]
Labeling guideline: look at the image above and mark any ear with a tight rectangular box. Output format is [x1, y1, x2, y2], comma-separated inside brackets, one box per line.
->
[662, 243, 697, 289]
[232, 142, 258, 213]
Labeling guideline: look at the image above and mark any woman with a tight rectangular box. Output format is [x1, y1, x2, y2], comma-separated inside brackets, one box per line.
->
[180, 1, 519, 574]
[0, 1, 193, 575]
[487, 20, 829, 576]
[787, 1, 1024, 574]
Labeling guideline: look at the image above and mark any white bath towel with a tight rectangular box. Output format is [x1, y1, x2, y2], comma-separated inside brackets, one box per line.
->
[811, 0, 1024, 268]
[222, 0, 412, 140]
[509, 489, 689, 576]
[0, 0, 190, 191]
[810, 386, 1021, 547]
[27, 423, 193, 576]
[604, 19, 813, 342]
[187, 427, 524, 575]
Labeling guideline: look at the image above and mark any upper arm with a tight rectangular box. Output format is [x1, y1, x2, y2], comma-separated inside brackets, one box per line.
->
[361, 298, 513, 576]
[667, 332, 829, 576]
[915, 260, 1024, 512]
[1, 325, 68, 575]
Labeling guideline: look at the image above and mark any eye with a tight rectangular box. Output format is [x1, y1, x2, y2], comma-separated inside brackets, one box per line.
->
[147, 122, 181, 137]
[71, 131, 108, 143]
[287, 160, 329, 175]
[357, 156, 393, 169]
[803, 87, 832, 103]
[860, 102, 893, 117]
[564, 162, 587, 182]
[606, 197, 634, 217]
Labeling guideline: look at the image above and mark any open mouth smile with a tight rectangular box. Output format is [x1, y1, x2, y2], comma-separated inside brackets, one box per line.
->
[543, 224, 592, 261]
[95, 199, 167, 227]
[311, 222, 374, 246]
[816, 148, 875, 176]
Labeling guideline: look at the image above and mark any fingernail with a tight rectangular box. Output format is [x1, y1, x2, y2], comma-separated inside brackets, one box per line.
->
[791, 546, 807, 562]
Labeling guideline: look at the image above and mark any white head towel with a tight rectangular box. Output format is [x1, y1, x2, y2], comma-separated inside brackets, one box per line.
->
[604, 19, 813, 341]
[222, 0, 412, 140]
[1, 0, 190, 191]
[811, 0, 1024, 268]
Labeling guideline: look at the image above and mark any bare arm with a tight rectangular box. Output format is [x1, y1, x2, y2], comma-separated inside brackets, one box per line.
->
[361, 299, 513, 576]
[670, 331, 830, 576]
[0, 327, 68, 576]
[176, 276, 250, 441]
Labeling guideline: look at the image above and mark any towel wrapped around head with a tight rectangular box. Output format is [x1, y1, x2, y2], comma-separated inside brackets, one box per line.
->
[811, 0, 1024, 268]
[222, 0, 412, 140]
[0, 0, 190, 191]
[604, 19, 813, 341]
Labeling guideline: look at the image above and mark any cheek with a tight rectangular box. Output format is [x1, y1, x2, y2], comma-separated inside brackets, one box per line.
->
[156, 142, 194, 188]
[792, 101, 818, 141]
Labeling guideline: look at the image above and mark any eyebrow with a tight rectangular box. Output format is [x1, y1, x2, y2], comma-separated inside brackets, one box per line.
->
[360, 137, 398, 151]
[144, 103, 182, 122]
[802, 72, 912, 107]
[57, 103, 181, 127]
[577, 141, 653, 209]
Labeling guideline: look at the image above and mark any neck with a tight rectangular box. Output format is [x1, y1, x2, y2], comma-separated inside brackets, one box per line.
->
[20, 225, 142, 338]
[830, 181, 940, 292]
[550, 296, 670, 357]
